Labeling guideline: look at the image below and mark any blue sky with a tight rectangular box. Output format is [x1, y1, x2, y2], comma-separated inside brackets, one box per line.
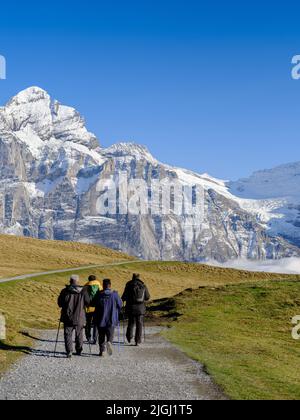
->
[0, 1, 300, 180]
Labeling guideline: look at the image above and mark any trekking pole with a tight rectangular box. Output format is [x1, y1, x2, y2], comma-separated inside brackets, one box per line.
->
[118, 321, 121, 353]
[122, 304, 126, 345]
[143, 315, 146, 343]
[54, 320, 61, 357]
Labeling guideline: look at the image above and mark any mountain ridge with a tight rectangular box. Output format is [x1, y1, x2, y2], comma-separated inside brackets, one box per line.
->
[0, 86, 299, 262]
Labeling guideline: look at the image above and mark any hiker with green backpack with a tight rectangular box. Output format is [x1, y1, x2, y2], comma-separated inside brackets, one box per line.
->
[93, 279, 123, 357]
[84, 275, 102, 344]
[122, 274, 150, 346]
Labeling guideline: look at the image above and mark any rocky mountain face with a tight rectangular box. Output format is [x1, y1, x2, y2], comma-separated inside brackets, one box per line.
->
[0, 86, 299, 262]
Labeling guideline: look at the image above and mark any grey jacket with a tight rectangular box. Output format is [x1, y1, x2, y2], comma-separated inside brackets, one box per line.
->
[58, 285, 91, 326]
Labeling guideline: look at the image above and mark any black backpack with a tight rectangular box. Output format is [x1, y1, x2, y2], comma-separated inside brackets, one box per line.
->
[132, 282, 146, 304]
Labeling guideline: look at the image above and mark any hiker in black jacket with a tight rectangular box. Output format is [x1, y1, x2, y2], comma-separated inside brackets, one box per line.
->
[122, 274, 150, 346]
[58, 275, 91, 358]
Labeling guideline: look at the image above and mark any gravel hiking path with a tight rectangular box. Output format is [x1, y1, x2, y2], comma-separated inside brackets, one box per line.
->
[0, 327, 225, 400]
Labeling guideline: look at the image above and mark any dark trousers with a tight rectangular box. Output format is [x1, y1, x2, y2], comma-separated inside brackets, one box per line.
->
[64, 324, 84, 355]
[98, 326, 115, 353]
[85, 312, 98, 342]
[127, 315, 144, 344]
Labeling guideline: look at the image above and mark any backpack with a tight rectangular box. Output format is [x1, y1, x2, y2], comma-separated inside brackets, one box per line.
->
[132, 282, 146, 304]
[88, 284, 99, 300]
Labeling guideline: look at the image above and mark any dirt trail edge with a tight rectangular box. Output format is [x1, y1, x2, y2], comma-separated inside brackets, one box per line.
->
[0, 327, 226, 400]
[0, 260, 141, 284]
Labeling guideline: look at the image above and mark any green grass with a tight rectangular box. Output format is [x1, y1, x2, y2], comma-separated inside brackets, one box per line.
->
[149, 280, 300, 400]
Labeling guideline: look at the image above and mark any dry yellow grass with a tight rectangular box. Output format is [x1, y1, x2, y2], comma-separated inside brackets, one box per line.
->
[0, 234, 134, 278]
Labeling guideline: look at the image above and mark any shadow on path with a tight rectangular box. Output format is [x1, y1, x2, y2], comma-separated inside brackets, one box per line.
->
[21, 331, 63, 344]
[0, 341, 88, 359]
[0, 341, 32, 355]
[0, 332, 137, 362]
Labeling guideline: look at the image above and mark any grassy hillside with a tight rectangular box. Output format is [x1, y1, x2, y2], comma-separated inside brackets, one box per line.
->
[0, 234, 134, 278]
[150, 280, 300, 400]
[0, 256, 299, 380]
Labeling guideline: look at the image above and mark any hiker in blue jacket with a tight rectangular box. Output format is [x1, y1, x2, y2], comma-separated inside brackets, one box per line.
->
[93, 279, 123, 357]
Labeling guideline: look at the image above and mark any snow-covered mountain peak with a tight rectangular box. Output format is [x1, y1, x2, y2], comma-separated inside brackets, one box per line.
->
[6, 86, 50, 107]
[103, 142, 157, 163]
[0, 86, 100, 151]
[229, 161, 300, 200]
[51, 101, 99, 149]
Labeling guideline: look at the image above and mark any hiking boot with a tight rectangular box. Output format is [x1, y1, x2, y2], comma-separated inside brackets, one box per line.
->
[76, 350, 82, 356]
[99, 351, 105, 357]
[67, 353, 72, 359]
[107, 342, 113, 356]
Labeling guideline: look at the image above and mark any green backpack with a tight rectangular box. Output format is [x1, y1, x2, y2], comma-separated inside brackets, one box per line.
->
[88, 284, 100, 299]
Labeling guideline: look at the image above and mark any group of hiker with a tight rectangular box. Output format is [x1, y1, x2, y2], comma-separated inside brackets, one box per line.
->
[57, 273, 150, 358]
